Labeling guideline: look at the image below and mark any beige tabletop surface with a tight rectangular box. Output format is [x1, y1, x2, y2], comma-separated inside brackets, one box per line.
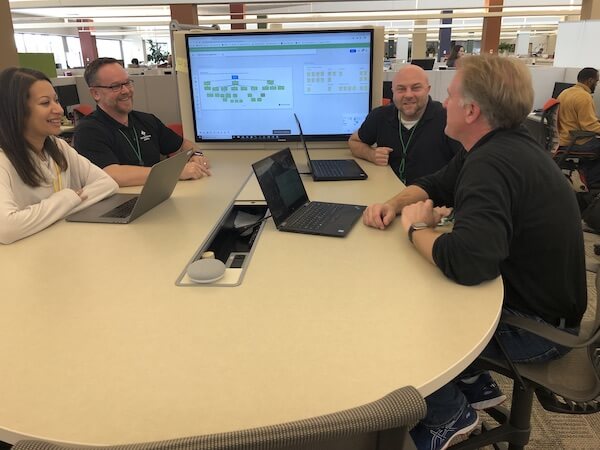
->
[0, 148, 503, 445]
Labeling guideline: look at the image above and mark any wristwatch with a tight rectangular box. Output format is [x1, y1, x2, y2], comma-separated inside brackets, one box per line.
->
[408, 222, 430, 243]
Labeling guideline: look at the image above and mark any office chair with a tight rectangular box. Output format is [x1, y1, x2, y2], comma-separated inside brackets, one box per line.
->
[536, 103, 593, 193]
[546, 98, 600, 193]
[450, 271, 600, 450]
[72, 104, 94, 127]
[553, 130, 599, 193]
[167, 122, 184, 137]
[12, 386, 425, 450]
[165, 123, 185, 158]
[539, 98, 560, 154]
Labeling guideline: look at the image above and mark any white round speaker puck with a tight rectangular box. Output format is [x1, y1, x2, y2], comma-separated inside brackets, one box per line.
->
[187, 258, 226, 284]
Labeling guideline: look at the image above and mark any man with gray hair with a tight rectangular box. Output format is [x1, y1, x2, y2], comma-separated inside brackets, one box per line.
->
[363, 55, 586, 450]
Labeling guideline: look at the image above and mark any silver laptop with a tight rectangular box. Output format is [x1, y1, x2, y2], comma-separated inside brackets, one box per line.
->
[293, 113, 367, 181]
[252, 148, 365, 237]
[66, 149, 192, 224]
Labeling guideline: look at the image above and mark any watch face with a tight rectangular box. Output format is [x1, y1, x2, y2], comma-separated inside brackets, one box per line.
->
[408, 222, 430, 243]
[412, 222, 429, 230]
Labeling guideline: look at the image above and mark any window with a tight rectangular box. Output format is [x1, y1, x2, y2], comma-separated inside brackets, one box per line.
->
[65, 36, 83, 68]
[97, 39, 123, 60]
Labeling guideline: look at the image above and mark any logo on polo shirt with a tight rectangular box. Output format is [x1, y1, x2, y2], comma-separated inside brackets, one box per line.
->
[139, 130, 152, 142]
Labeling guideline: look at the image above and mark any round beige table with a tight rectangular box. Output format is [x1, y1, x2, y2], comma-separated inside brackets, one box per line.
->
[0, 149, 502, 445]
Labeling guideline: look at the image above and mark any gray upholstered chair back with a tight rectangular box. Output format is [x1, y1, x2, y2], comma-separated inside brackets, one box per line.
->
[12, 386, 425, 450]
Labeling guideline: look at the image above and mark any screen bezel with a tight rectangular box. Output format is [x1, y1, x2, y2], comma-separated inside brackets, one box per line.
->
[185, 28, 375, 144]
[252, 148, 309, 227]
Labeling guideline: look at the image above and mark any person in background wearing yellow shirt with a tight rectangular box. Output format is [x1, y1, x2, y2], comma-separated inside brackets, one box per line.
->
[557, 67, 600, 186]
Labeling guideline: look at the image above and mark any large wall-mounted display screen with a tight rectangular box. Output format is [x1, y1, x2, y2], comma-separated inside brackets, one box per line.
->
[185, 29, 374, 143]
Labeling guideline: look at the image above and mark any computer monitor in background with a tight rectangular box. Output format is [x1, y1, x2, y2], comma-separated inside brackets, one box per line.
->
[185, 28, 375, 143]
[552, 82, 575, 99]
[382, 81, 393, 101]
[54, 84, 80, 114]
[410, 59, 435, 70]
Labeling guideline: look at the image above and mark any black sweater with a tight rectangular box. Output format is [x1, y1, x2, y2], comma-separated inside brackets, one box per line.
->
[415, 127, 587, 327]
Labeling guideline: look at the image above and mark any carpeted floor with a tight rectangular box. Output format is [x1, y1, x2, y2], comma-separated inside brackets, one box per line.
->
[477, 230, 600, 449]
[485, 372, 600, 449]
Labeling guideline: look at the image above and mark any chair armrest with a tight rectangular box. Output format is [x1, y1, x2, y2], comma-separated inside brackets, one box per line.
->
[500, 312, 600, 349]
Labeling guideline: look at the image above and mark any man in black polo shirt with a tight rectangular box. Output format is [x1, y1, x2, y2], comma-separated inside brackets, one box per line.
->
[73, 57, 211, 187]
[348, 65, 460, 185]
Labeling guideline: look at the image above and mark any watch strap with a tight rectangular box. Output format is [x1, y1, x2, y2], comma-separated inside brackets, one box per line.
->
[408, 223, 429, 243]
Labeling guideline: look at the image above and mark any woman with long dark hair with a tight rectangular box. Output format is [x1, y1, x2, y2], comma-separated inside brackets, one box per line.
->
[0, 67, 118, 244]
[446, 45, 465, 68]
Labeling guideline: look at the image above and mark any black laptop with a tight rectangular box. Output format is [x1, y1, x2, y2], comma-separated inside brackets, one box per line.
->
[66, 150, 192, 224]
[293, 114, 367, 182]
[252, 148, 365, 237]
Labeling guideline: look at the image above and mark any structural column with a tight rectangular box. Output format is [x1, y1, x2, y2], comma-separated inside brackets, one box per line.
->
[481, 0, 503, 55]
[170, 4, 198, 25]
[77, 19, 98, 66]
[396, 37, 409, 62]
[0, 0, 18, 70]
[438, 10, 453, 62]
[581, 0, 600, 19]
[230, 3, 246, 30]
[411, 19, 427, 59]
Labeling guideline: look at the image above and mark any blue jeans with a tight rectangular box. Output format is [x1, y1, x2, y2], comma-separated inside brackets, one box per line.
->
[421, 307, 578, 429]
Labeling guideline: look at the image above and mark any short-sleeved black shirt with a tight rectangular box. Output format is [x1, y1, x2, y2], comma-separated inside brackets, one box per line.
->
[73, 107, 184, 168]
[357, 97, 461, 185]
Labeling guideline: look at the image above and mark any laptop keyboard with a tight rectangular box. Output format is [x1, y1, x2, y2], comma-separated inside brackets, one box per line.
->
[313, 160, 346, 177]
[286, 202, 345, 231]
[101, 198, 137, 218]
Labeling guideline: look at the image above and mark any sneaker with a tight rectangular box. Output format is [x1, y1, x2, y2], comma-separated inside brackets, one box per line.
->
[410, 405, 479, 450]
[457, 372, 507, 410]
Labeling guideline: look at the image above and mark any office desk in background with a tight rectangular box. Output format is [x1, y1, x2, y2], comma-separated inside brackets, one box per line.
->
[0, 148, 503, 446]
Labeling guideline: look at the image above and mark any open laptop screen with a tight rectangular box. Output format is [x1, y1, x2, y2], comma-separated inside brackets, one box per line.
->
[252, 149, 308, 226]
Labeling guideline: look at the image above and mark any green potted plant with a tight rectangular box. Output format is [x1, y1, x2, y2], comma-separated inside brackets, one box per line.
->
[146, 39, 170, 64]
[426, 44, 437, 58]
[498, 42, 514, 55]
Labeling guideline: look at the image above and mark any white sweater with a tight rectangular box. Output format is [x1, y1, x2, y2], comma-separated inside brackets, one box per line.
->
[0, 137, 118, 244]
